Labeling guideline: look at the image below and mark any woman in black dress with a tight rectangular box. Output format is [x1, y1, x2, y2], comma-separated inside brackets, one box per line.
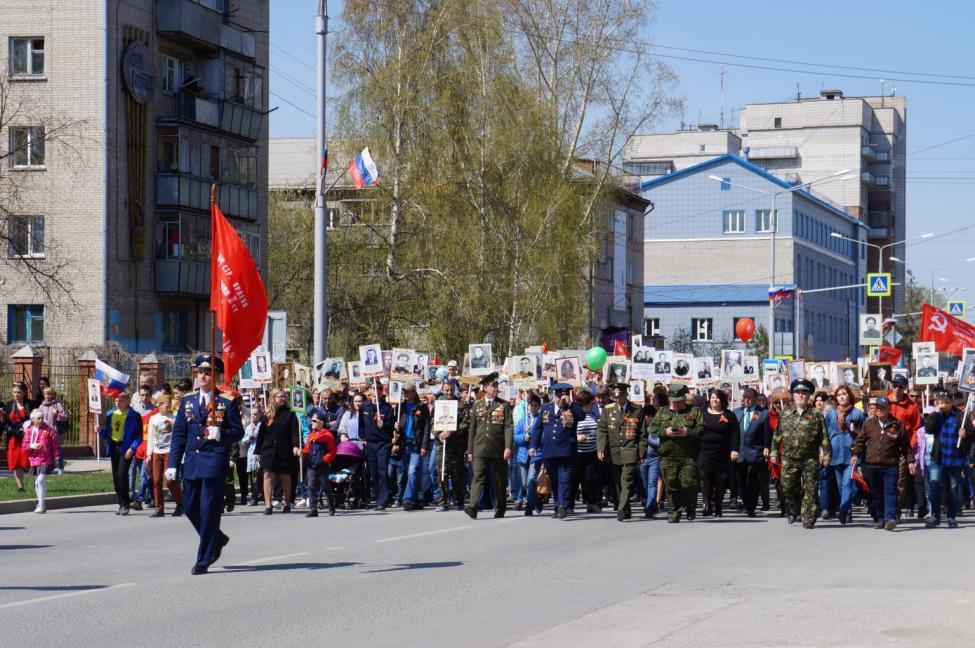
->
[698, 389, 740, 517]
[254, 388, 300, 514]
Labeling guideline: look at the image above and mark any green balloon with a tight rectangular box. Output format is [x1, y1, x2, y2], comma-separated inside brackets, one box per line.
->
[586, 346, 607, 371]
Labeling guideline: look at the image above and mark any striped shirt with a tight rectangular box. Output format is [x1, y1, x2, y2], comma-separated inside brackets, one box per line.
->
[577, 412, 598, 453]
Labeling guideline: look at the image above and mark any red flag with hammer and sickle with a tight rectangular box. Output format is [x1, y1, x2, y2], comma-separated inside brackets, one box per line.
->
[920, 303, 975, 357]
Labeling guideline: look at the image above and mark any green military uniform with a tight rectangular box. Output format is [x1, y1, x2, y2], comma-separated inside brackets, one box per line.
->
[771, 381, 831, 527]
[464, 392, 513, 518]
[435, 395, 467, 510]
[651, 388, 704, 522]
[596, 391, 646, 521]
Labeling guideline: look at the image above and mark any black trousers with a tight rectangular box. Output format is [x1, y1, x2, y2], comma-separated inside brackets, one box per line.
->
[234, 457, 248, 501]
[109, 441, 132, 507]
[437, 448, 466, 507]
[365, 442, 391, 506]
[575, 451, 600, 506]
[699, 463, 728, 513]
[736, 460, 769, 514]
[306, 463, 334, 510]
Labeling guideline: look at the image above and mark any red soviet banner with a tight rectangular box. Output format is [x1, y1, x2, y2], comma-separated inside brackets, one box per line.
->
[877, 345, 902, 365]
[210, 201, 269, 379]
[920, 303, 975, 357]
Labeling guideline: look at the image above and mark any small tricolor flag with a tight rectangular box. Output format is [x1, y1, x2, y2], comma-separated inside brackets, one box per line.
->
[348, 147, 380, 189]
[95, 359, 130, 398]
[768, 285, 795, 305]
[320, 145, 329, 179]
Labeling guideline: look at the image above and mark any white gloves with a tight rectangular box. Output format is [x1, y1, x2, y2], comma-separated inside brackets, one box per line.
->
[206, 426, 221, 442]
[164, 468, 177, 481]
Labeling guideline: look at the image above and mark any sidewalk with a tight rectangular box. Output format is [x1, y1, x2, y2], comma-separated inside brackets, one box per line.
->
[0, 456, 110, 479]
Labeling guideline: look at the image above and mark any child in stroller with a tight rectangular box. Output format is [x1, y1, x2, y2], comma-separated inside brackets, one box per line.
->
[330, 440, 365, 510]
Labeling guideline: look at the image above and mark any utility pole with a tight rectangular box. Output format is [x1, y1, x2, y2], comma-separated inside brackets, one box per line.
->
[313, 0, 329, 364]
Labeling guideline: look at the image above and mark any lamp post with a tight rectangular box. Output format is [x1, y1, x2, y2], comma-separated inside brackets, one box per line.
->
[888, 256, 975, 303]
[831, 232, 935, 317]
[709, 170, 852, 358]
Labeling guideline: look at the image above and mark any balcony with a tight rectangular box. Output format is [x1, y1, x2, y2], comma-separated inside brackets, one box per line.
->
[874, 149, 891, 162]
[158, 91, 220, 129]
[220, 100, 263, 141]
[155, 259, 209, 295]
[156, 174, 258, 220]
[156, 0, 223, 51]
[860, 171, 874, 184]
[861, 145, 876, 161]
[873, 175, 892, 188]
[747, 145, 799, 160]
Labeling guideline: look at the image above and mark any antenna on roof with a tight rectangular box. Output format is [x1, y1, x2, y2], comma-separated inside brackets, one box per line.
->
[719, 65, 725, 129]
[796, 82, 801, 102]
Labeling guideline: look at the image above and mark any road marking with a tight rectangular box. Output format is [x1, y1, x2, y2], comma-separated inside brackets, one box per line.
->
[375, 526, 472, 543]
[234, 552, 309, 566]
[0, 583, 134, 610]
[323, 546, 343, 551]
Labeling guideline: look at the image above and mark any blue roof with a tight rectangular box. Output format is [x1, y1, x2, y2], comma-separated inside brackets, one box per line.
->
[644, 284, 769, 306]
[639, 154, 867, 229]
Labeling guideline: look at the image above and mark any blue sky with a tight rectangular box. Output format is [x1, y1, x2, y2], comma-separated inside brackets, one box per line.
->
[270, 1, 975, 300]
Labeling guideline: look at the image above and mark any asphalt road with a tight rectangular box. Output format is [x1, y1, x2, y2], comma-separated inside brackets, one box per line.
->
[1, 501, 973, 647]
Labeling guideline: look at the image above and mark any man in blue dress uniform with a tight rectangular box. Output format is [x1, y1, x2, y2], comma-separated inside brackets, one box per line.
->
[166, 354, 244, 575]
[530, 383, 583, 519]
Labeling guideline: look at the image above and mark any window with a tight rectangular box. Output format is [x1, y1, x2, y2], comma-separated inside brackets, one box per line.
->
[9, 37, 44, 77]
[645, 318, 660, 337]
[161, 311, 188, 350]
[699, 144, 706, 153]
[162, 54, 183, 93]
[623, 162, 673, 175]
[692, 318, 713, 341]
[8, 216, 44, 257]
[755, 209, 777, 233]
[8, 305, 44, 344]
[9, 126, 45, 167]
[774, 117, 782, 128]
[722, 210, 745, 234]
[720, 177, 731, 191]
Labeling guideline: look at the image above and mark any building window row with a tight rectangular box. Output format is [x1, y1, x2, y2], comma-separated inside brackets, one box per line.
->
[8, 304, 44, 345]
[156, 127, 257, 188]
[624, 161, 673, 176]
[8, 215, 45, 258]
[722, 209, 778, 235]
[793, 209, 855, 257]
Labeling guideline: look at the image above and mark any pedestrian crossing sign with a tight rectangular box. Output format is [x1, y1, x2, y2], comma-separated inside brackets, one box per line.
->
[948, 301, 966, 318]
[866, 273, 892, 297]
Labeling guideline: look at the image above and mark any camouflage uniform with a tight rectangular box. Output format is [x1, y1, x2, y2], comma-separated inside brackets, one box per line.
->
[772, 407, 831, 526]
[651, 405, 704, 522]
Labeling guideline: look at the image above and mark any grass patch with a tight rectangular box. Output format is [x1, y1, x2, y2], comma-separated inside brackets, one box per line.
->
[0, 471, 115, 502]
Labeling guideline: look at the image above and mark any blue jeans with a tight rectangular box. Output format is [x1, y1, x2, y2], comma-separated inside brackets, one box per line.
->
[387, 454, 407, 505]
[820, 464, 854, 516]
[509, 459, 525, 504]
[866, 464, 899, 523]
[425, 444, 441, 504]
[638, 455, 661, 512]
[927, 461, 964, 521]
[129, 458, 144, 504]
[365, 442, 391, 506]
[402, 444, 422, 504]
[526, 460, 543, 510]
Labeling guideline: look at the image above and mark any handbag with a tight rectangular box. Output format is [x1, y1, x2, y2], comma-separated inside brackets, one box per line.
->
[536, 463, 551, 496]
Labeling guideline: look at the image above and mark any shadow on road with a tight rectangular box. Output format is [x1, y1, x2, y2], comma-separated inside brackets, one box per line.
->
[0, 585, 109, 592]
[221, 561, 361, 573]
[364, 561, 464, 573]
[0, 544, 52, 550]
[0, 526, 25, 531]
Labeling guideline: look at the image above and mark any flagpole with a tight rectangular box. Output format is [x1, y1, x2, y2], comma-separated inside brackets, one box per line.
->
[210, 184, 218, 413]
[313, 0, 330, 367]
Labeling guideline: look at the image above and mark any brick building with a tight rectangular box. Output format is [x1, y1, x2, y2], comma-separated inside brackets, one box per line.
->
[0, 0, 269, 353]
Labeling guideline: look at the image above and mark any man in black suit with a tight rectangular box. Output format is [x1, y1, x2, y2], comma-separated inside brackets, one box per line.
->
[732, 387, 772, 516]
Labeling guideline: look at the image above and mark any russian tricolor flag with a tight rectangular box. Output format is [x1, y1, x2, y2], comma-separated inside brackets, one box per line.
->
[95, 359, 130, 398]
[348, 147, 380, 189]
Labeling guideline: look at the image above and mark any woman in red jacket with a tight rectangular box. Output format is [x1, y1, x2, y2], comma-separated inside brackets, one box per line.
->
[303, 411, 337, 517]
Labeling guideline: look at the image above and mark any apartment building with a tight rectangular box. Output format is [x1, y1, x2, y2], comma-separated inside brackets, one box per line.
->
[0, 0, 269, 352]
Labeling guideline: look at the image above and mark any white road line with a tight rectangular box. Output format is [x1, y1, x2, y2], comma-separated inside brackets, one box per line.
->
[323, 546, 344, 551]
[0, 583, 134, 610]
[233, 552, 309, 566]
[375, 525, 472, 543]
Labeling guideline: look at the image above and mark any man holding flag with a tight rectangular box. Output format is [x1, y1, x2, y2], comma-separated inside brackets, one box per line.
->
[166, 191, 266, 575]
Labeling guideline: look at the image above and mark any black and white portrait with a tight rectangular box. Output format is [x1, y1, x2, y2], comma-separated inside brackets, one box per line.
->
[694, 357, 714, 380]
[469, 344, 493, 375]
[721, 350, 745, 379]
[915, 353, 939, 385]
[631, 347, 654, 380]
[391, 348, 415, 380]
[837, 363, 859, 390]
[604, 359, 630, 385]
[360, 344, 383, 377]
[868, 362, 893, 396]
[653, 351, 672, 380]
[629, 380, 645, 403]
[859, 314, 883, 347]
[806, 362, 831, 390]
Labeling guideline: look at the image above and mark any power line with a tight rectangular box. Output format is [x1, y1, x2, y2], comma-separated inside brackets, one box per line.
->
[269, 91, 316, 119]
[270, 64, 316, 96]
[271, 42, 316, 72]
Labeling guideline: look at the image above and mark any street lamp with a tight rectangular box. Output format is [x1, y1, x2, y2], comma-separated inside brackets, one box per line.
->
[831, 231, 935, 315]
[708, 170, 852, 358]
[886, 255, 974, 303]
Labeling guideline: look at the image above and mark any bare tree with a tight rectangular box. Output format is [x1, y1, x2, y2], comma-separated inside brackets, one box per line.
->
[0, 76, 90, 308]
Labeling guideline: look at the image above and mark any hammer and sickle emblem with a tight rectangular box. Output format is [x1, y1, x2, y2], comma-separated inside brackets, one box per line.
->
[929, 313, 948, 334]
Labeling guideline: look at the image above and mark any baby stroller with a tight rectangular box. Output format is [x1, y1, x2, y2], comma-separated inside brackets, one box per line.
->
[329, 441, 364, 510]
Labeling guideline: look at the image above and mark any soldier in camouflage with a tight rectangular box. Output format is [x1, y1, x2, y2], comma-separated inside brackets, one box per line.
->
[651, 384, 704, 523]
[596, 383, 646, 522]
[771, 378, 832, 529]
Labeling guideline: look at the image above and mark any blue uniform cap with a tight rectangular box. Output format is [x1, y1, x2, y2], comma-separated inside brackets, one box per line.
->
[194, 354, 224, 374]
[874, 396, 891, 408]
[790, 378, 814, 394]
[550, 382, 573, 393]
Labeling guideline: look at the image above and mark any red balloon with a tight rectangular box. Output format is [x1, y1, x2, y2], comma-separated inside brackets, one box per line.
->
[735, 317, 756, 341]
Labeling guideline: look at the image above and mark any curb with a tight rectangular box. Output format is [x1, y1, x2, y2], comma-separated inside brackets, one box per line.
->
[0, 492, 116, 515]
